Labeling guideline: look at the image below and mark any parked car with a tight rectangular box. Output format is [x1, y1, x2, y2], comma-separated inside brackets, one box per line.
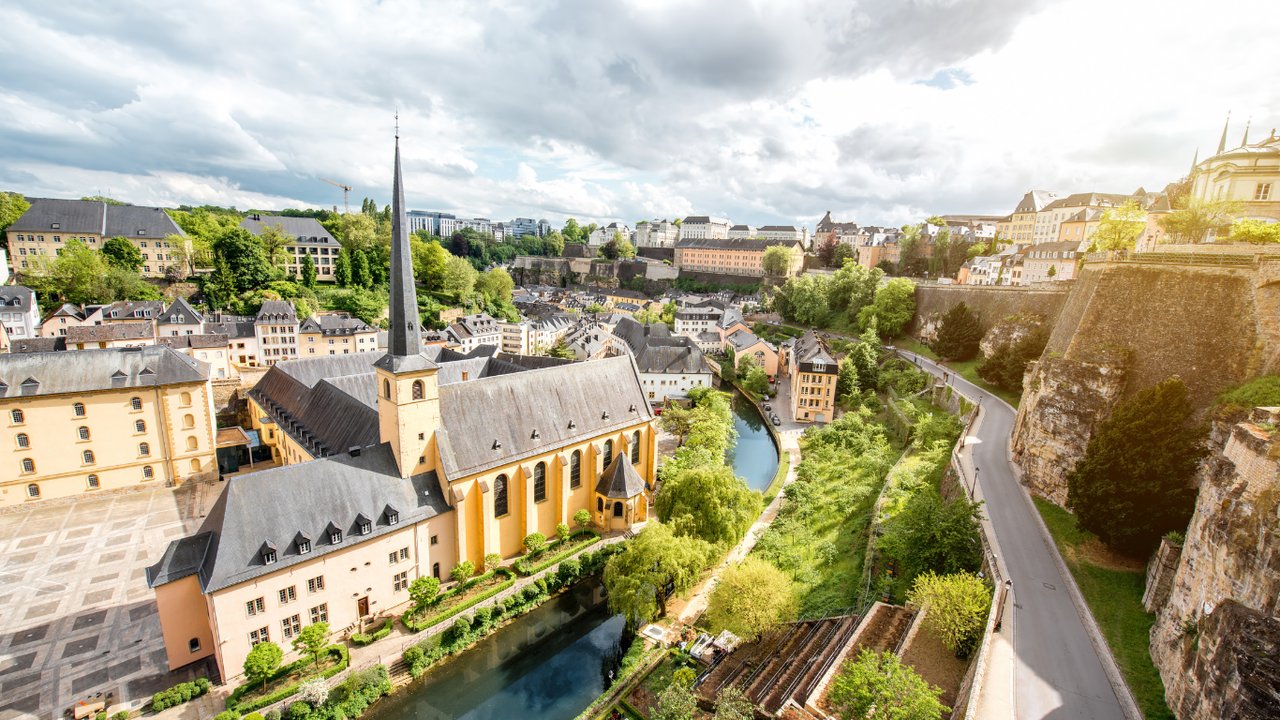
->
[771, 417, 781, 426]
[763, 403, 772, 411]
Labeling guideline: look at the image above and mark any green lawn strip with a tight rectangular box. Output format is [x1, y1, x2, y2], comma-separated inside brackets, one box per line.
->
[513, 531, 602, 576]
[892, 337, 1021, 408]
[227, 645, 348, 713]
[1032, 499, 1175, 720]
[894, 337, 938, 360]
[402, 568, 516, 632]
[763, 450, 791, 505]
[574, 642, 666, 720]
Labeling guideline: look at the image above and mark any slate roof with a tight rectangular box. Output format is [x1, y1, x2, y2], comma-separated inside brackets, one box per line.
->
[0, 286, 36, 312]
[792, 330, 836, 371]
[10, 337, 65, 353]
[157, 334, 229, 350]
[99, 300, 164, 321]
[103, 204, 186, 239]
[157, 297, 203, 326]
[240, 215, 339, 245]
[725, 329, 774, 353]
[8, 197, 106, 234]
[596, 454, 646, 499]
[205, 315, 256, 339]
[255, 300, 297, 324]
[676, 237, 801, 251]
[612, 316, 707, 375]
[147, 443, 451, 592]
[67, 322, 155, 344]
[298, 314, 375, 336]
[0, 346, 206, 398]
[1013, 190, 1057, 214]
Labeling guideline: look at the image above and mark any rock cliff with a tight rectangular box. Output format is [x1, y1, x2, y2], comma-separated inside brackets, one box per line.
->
[910, 284, 1069, 344]
[978, 313, 1048, 359]
[1149, 408, 1280, 719]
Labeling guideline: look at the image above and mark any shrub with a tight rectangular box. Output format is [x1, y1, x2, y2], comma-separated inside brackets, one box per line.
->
[296, 677, 329, 706]
[484, 552, 502, 571]
[112, 713, 128, 720]
[287, 701, 311, 720]
[244, 714, 265, 720]
[557, 558, 581, 584]
[555, 522, 571, 542]
[266, 712, 282, 720]
[574, 508, 592, 529]
[408, 575, 440, 608]
[150, 677, 212, 711]
[214, 713, 239, 720]
[94, 712, 106, 720]
[976, 326, 1048, 392]
[451, 560, 476, 584]
[909, 571, 992, 659]
[350, 618, 392, 646]
[523, 532, 547, 554]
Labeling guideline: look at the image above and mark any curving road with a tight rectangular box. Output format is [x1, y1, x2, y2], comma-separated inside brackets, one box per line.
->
[899, 350, 1132, 720]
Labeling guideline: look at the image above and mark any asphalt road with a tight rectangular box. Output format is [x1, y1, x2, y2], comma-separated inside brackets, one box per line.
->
[900, 351, 1129, 720]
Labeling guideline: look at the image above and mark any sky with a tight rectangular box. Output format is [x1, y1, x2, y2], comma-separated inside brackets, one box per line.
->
[2, 0, 1278, 230]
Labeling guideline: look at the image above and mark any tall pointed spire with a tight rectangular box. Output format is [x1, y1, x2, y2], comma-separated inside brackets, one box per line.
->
[382, 127, 426, 363]
[1190, 147, 1199, 175]
[1217, 111, 1231, 154]
[1241, 117, 1251, 147]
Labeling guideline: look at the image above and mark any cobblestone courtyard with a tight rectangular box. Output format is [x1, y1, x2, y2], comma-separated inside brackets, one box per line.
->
[0, 481, 222, 720]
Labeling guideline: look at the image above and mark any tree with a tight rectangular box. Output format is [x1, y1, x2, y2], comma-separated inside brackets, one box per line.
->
[300, 253, 317, 288]
[656, 465, 762, 546]
[857, 278, 915, 338]
[328, 288, 386, 326]
[412, 238, 450, 290]
[850, 325, 882, 391]
[258, 223, 294, 269]
[476, 267, 515, 303]
[334, 249, 352, 286]
[827, 261, 883, 323]
[574, 508, 592, 530]
[101, 237, 143, 272]
[409, 576, 440, 608]
[713, 686, 754, 720]
[548, 339, 576, 359]
[212, 228, 277, 292]
[81, 195, 125, 205]
[335, 213, 378, 250]
[603, 521, 712, 627]
[1157, 197, 1239, 244]
[659, 403, 694, 445]
[555, 522, 572, 542]
[826, 650, 947, 720]
[706, 557, 797, 641]
[243, 641, 283, 691]
[815, 235, 839, 267]
[523, 532, 547, 555]
[652, 679, 697, 720]
[931, 302, 982, 360]
[351, 249, 372, 289]
[450, 560, 476, 584]
[562, 218, 584, 244]
[0, 191, 31, 248]
[908, 571, 991, 659]
[599, 232, 636, 260]
[1228, 218, 1280, 244]
[740, 364, 769, 397]
[761, 245, 795, 277]
[1066, 378, 1206, 556]
[879, 488, 983, 585]
[1087, 200, 1147, 252]
[205, 256, 239, 310]
[836, 358, 860, 406]
[442, 255, 477, 301]
[977, 325, 1049, 393]
[292, 621, 329, 667]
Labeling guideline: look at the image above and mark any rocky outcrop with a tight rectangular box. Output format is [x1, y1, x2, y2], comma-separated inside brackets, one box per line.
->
[909, 284, 1069, 343]
[1010, 347, 1128, 504]
[978, 313, 1047, 359]
[1150, 408, 1280, 719]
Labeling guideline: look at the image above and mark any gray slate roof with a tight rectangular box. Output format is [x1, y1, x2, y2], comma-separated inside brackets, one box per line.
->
[10, 337, 65, 353]
[240, 215, 339, 245]
[612, 317, 707, 375]
[676, 237, 801, 251]
[792, 330, 836, 372]
[67, 322, 154, 344]
[103, 204, 186, 239]
[726, 329, 773, 353]
[9, 198, 186, 238]
[147, 443, 451, 592]
[157, 297, 203, 326]
[0, 286, 36, 312]
[596, 454, 646, 499]
[0, 346, 206, 398]
[299, 314, 375, 336]
[255, 300, 297, 324]
[157, 334, 229, 350]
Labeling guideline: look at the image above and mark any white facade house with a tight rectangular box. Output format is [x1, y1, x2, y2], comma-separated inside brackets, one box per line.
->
[727, 224, 757, 239]
[634, 220, 679, 248]
[588, 222, 632, 246]
[612, 317, 712, 405]
[448, 313, 503, 353]
[253, 301, 299, 366]
[758, 225, 810, 248]
[0, 286, 40, 340]
[679, 216, 732, 240]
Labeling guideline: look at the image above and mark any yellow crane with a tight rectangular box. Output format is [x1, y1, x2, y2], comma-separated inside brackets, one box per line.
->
[320, 178, 352, 214]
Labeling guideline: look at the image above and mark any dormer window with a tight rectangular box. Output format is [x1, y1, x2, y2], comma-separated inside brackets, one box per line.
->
[261, 542, 278, 565]
[357, 514, 372, 535]
[386, 506, 400, 525]
[329, 529, 342, 544]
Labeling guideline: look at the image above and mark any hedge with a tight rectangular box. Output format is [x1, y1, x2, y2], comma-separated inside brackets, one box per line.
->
[150, 676, 212, 712]
[512, 530, 601, 576]
[226, 645, 349, 714]
[273, 666, 391, 720]
[401, 568, 516, 632]
[350, 618, 393, 646]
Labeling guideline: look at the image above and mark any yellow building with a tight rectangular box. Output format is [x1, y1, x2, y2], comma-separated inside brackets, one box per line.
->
[1, 346, 216, 506]
[675, 237, 804, 277]
[786, 330, 837, 424]
[1056, 208, 1104, 248]
[298, 313, 379, 356]
[1008, 190, 1056, 245]
[149, 136, 655, 681]
[1190, 120, 1280, 228]
[5, 198, 190, 278]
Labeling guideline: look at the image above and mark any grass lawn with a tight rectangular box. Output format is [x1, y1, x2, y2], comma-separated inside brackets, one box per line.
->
[763, 450, 790, 504]
[1033, 498, 1174, 720]
[893, 337, 1022, 408]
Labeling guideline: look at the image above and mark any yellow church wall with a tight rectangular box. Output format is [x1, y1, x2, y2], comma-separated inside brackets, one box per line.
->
[154, 575, 216, 671]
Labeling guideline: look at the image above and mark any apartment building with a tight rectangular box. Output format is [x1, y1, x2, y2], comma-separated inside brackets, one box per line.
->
[674, 237, 804, 277]
[787, 330, 837, 424]
[634, 220, 679, 248]
[254, 301, 299, 366]
[0, 286, 40, 341]
[6, 198, 190, 278]
[240, 215, 342, 282]
[298, 313, 379, 356]
[679, 216, 732, 240]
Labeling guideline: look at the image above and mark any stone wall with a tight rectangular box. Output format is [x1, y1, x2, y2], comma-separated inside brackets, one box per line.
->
[512, 256, 677, 291]
[1013, 261, 1280, 502]
[1149, 408, 1280, 719]
[909, 284, 1070, 343]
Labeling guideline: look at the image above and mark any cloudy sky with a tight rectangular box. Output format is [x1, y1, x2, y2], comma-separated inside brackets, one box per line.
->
[2, 0, 1278, 229]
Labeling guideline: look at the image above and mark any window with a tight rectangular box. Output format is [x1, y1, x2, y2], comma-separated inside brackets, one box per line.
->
[139, 442, 151, 456]
[432, 562, 440, 579]
[279, 586, 296, 604]
[494, 474, 509, 516]
[534, 462, 546, 502]
[597, 497, 604, 512]
[282, 614, 301, 640]
[359, 520, 371, 535]
[182, 414, 194, 429]
[1256, 183, 1272, 201]
[142, 465, 154, 479]
[249, 627, 270, 645]
[186, 436, 198, 451]
[330, 529, 342, 544]
[246, 597, 265, 616]
[412, 380, 424, 400]
[430, 535, 438, 546]
[87, 474, 99, 489]
[307, 575, 325, 593]
[570, 450, 581, 488]
[394, 571, 409, 592]
[135, 419, 146, 433]
[22, 458, 35, 474]
[180, 391, 192, 407]
[188, 638, 200, 653]
[383, 379, 391, 399]
[130, 397, 142, 411]
[73, 402, 85, 417]
[16, 433, 29, 448]
[630, 431, 641, 464]
[603, 439, 613, 467]
[310, 603, 328, 624]
[27, 483, 40, 498]
[82, 450, 95, 464]
[78, 426, 90, 441]
[298, 538, 311, 554]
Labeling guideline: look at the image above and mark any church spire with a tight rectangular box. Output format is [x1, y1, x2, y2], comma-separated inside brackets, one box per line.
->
[387, 128, 422, 358]
[1190, 147, 1199, 175]
[1217, 111, 1231, 154]
[1241, 117, 1251, 147]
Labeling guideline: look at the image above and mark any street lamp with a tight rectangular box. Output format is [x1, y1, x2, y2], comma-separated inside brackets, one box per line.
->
[969, 466, 980, 499]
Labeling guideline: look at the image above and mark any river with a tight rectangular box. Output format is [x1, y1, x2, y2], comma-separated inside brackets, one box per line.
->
[366, 581, 629, 720]
[726, 390, 780, 492]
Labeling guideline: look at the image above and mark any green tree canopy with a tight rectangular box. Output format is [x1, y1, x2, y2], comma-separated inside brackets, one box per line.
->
[1228, 218, 1280, 244]
[0, 191, 31, 248]
[857, 278, 915, 338]
[1066, 378, 1206, 556]
[257, 223, 294, 269]
[908, 571, 991, 658]
[879, 487, 983, 585]
[977, 325, 1049, 393]
[656, 465, 762, 546]
[408, 576, 440, 608]
[1088, 200, 1147, 252]
[442, 254, 478, 301]
[243, 641, 283, 690]
[328, 288, 387, 326]
[826, 650, 948, 720]
[351, 248, 373, 289]
[300, 253, 317, 288]
[1156, 197, 1239, 244]
[712, 686, 755, 720]
[931, 301, 982, 360]
[212, 227, 278, 292]
[476, 267, 515, 303]
[599, 232, 637, 260]
[705, 556, 797, 640]
[292, 621, 329, 667]
[334, 250, 352, 286]
[827, 261, 883, 323]
[602, 521, 713, 627]
[562, 218, 584, 244]
[102, 237, 144, 272]
[761, 245, 796, 276]
[412, 238, 450, 291]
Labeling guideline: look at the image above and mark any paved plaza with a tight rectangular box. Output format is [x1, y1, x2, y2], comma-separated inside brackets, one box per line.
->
[0, 481, 223, 720]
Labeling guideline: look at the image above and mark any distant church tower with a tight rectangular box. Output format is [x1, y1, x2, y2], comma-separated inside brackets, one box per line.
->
[374, 130, 440, 478]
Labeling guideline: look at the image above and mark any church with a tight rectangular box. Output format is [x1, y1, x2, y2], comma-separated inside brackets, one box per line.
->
[147, 135, 655, 682]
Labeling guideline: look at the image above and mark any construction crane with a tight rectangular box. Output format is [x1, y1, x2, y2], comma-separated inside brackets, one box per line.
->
[320, 178, 352, 214]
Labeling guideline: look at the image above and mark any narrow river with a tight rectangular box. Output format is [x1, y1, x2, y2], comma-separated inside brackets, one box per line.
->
[726, 390, 780, 492]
